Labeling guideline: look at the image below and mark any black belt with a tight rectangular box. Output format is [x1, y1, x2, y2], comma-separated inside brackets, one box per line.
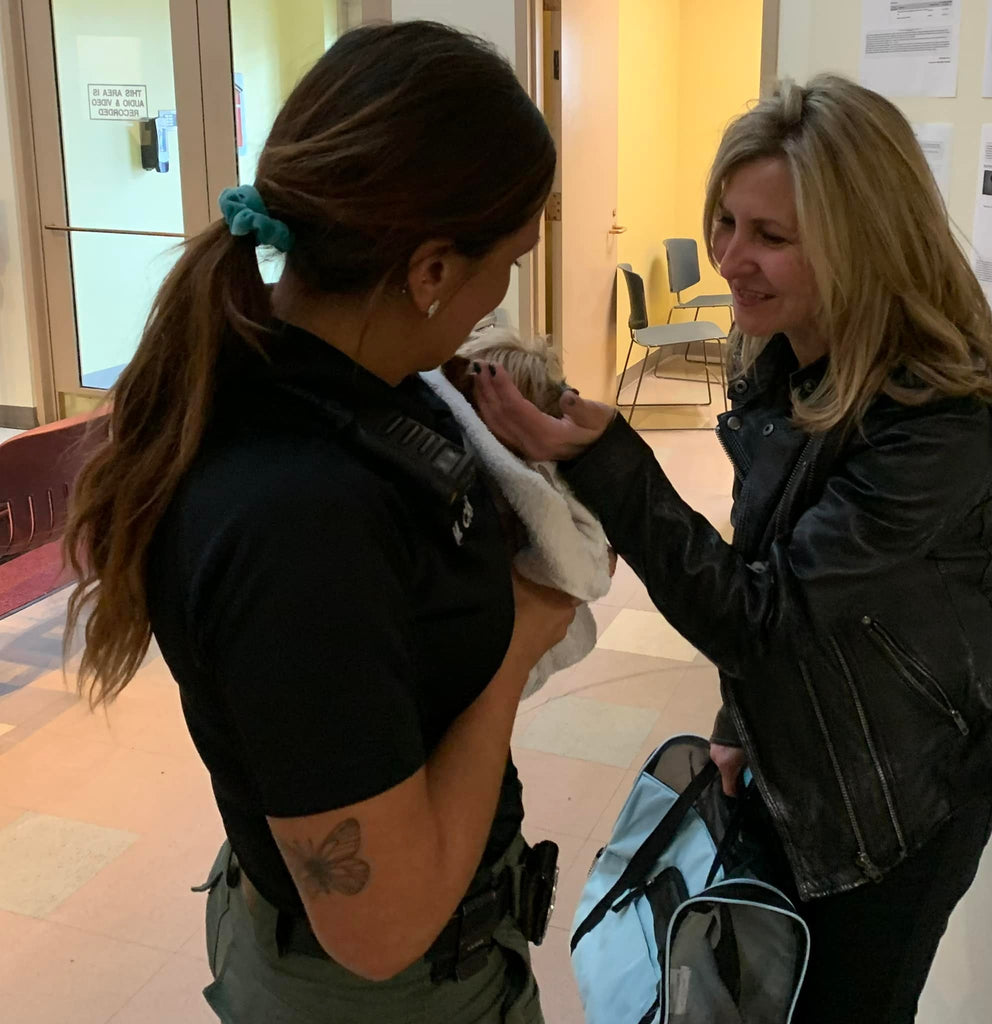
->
[425, 870, 515, 982]
[229, 856, 518, 984]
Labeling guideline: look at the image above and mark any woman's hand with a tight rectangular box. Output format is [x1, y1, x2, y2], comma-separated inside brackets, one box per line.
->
[471, 362, 615, 461]
[710, 742, 748, 797]
[507, 569, 580, 674]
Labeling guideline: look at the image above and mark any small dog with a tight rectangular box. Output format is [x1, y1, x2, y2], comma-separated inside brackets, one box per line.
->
[442, 328, 572, 550]
[447, 328, 573, 418]
[425, 325, 612, 699]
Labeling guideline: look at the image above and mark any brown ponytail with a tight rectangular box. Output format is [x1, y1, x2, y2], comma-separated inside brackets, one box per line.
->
[65, 225, 270, 705]
[65, 21, 555, 706]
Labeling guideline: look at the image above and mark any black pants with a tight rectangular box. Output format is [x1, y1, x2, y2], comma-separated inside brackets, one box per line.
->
[749, 794, 992, 1023]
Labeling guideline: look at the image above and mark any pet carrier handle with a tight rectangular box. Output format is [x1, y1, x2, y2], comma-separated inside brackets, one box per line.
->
[571, 759, 718, 953]
[704, 779, 753, 889]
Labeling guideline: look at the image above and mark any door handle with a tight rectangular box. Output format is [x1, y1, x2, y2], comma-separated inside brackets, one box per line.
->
[608, 224, 627, 235]
[45, 225, 186, 239]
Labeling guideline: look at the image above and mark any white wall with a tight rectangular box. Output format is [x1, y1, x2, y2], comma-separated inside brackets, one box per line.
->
[778, 0, 989, 249]
[390, 0, 521, 328]
[390, 0, 516, 61]
[0, 22, 36, 412]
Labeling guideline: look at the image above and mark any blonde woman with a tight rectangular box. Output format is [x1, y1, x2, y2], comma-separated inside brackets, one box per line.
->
[473, 75, 992, 1022]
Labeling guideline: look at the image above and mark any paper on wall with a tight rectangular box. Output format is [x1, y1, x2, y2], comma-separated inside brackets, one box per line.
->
[912, 123, 953, 202]
[971, 126, 992, 306]
[861, 0, 961, 98]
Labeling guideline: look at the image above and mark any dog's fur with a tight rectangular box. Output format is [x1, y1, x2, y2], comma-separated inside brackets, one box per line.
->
[422, 328, 612, 700]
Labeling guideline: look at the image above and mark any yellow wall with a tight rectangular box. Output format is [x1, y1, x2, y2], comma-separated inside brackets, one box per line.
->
[676, 0, 763, 296]
[232, 0, 328, 188]
[617, 0, 681, 373]
[277, 0, 327, 101]
[616, 0, 763, 373]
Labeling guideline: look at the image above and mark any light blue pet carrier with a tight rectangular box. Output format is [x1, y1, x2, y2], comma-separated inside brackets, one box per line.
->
[570, 735, 810, 1024]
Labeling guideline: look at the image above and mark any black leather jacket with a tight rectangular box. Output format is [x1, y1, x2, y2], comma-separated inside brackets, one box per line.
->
[562, 335, 992, 900]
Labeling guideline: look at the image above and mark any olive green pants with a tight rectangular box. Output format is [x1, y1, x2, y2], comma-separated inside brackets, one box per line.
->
[197, 838, 545, 1023]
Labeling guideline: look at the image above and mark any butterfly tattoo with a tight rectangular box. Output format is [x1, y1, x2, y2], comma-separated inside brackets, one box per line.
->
[281, 818, 371, 897]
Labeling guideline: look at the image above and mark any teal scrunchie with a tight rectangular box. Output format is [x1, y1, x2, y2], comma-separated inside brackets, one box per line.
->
[218, 185, 294, 253]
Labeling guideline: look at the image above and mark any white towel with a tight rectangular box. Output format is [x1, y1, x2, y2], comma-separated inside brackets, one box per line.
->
[422, 369, 612, 699]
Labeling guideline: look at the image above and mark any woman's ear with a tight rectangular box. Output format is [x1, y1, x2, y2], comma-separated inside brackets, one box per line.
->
[405, 239, 463, 317]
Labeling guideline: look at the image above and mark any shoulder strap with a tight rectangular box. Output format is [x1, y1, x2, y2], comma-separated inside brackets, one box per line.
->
[275, 381, 476, 506]
[571, 758, 718, 952]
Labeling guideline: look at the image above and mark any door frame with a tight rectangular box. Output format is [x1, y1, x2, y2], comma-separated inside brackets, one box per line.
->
[761, 0, 781, 95]
[1, 0, 57, 423]
[19, 0, 223, 412]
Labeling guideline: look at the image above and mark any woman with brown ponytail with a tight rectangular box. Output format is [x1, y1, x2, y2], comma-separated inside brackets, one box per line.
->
[64, 22, 575, 1023]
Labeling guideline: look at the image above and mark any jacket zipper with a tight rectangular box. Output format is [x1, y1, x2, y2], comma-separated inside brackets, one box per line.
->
[714, 423, 752, 477]
[829, 638, 907, 854]
[715, 424, 752, 546]
[862, 617, 970, 736]
[774, 436, 815, 536]
[799, 661, 883, 882]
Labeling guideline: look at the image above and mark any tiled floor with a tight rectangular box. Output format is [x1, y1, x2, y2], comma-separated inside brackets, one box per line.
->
[0, 429, 990, 1022]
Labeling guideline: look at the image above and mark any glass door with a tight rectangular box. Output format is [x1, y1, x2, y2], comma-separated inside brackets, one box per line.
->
[22, 0, 383, 411]
[22, 0, 208, 411]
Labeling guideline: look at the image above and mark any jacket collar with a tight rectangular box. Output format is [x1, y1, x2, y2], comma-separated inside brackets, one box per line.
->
[737, 334, 829, 404]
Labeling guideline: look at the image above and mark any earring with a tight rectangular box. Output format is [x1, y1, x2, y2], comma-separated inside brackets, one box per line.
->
[427, 300, 441, 319]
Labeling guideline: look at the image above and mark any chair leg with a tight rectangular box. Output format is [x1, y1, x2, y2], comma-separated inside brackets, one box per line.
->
[685, 306, 731, 368]
[681, 308, 702, 365]
[701, 340, 713, 406]
[616, 336, 636, 405]
[664, 303, 690, 356]
[627, 349, 651, 424]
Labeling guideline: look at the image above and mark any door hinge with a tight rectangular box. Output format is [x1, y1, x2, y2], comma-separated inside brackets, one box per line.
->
[546, 192, 562, 222]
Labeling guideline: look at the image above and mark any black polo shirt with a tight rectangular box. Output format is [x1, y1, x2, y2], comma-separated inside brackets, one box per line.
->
[146, 323, 519, 913]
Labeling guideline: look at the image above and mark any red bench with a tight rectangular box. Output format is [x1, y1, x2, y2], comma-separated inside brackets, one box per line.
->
[0, 411, 109, 617]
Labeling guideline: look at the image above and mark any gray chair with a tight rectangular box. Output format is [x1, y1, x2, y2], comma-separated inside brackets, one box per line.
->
[662, 238, 734, 388]
[616, 263, 727, 424]
[663, 238, 734, 322]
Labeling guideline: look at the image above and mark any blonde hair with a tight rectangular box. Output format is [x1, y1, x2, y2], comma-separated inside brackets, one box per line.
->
[703, 74, 992, 433]
[458, 328, 567, 417]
